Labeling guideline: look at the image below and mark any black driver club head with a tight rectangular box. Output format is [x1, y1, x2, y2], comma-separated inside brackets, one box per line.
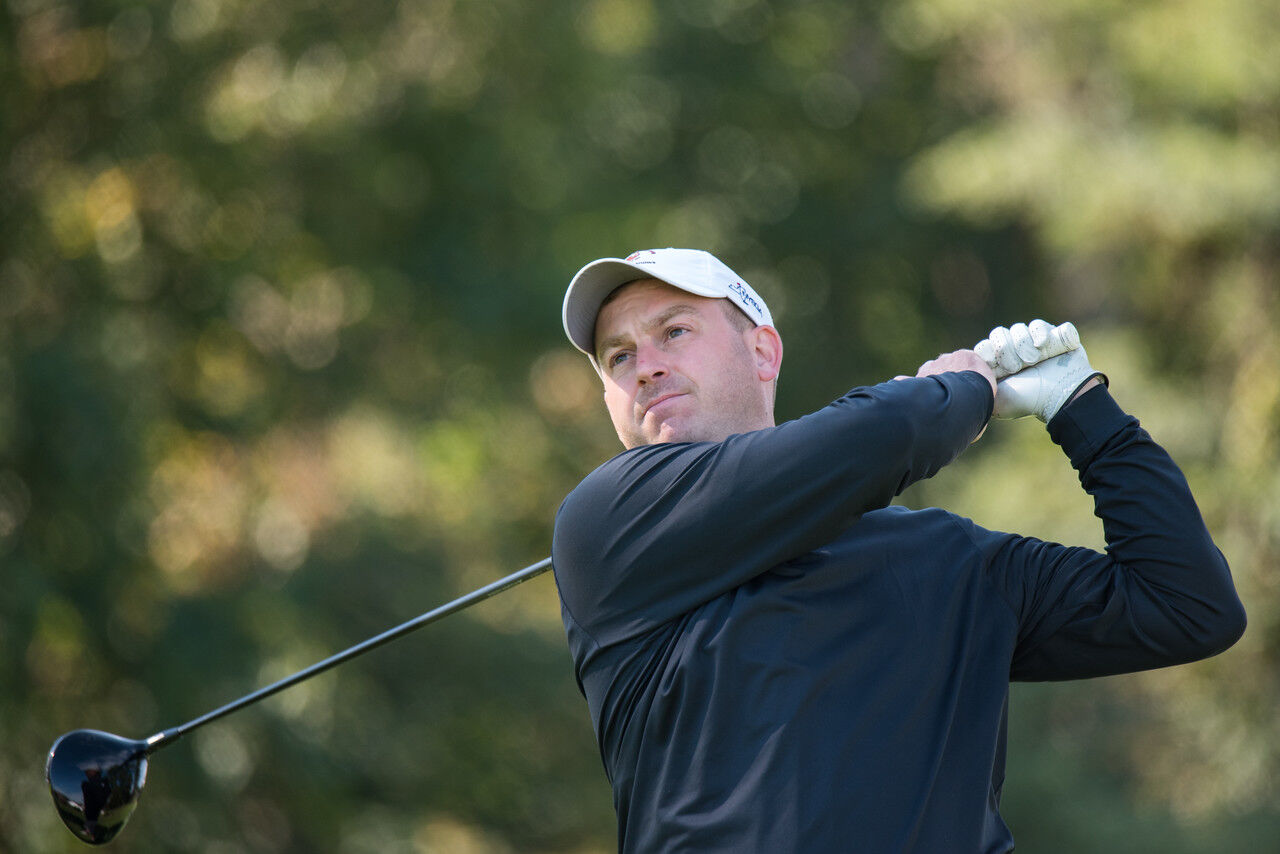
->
[47, 729, 151, 845]
[43, 558, 554, 846]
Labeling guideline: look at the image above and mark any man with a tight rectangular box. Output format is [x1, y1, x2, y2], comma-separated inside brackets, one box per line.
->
[551, 248, 1245, 852]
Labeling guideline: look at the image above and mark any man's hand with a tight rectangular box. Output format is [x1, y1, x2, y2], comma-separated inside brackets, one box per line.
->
[903, 349, 998, 399]
[975, 321, 1105, 422]
[974, 320, 1080, 379]
[900, 350, 997, 442]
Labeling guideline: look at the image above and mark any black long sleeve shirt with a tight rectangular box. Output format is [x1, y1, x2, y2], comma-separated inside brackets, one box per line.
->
[551, 372, 1245, 853]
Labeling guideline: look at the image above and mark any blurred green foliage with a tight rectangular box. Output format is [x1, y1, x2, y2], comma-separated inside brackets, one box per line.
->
[2, 0, 1276, 851]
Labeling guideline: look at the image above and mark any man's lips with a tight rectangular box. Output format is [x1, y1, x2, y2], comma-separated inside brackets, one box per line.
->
[641, 392, 687, 418]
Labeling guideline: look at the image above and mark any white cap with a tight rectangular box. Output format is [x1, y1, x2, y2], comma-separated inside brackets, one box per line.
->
[562, 248, 774, 359]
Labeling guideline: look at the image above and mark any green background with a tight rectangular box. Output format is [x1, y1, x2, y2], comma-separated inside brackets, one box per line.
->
[3, 0, 1277, 850]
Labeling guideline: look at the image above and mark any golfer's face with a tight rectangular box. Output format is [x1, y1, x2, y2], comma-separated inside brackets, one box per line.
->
[594, 280, 766, 448]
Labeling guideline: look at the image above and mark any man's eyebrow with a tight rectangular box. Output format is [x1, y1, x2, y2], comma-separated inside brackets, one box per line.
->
[596, 304, 702, 361]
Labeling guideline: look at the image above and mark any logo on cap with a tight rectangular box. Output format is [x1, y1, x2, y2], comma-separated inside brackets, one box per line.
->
[728, 281, 763, 320]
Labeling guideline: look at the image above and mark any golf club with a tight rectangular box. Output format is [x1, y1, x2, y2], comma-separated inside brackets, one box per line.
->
[46, 556, 553, 845]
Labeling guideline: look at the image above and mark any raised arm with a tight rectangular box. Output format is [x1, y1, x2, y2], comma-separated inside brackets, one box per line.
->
[553, 367, 993, 645]
[988, 385, 1246, 679]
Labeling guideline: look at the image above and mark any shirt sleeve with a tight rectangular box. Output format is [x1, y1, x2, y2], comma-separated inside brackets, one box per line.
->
[552, 371, 993, 647]
[983, 385, 1247, 680]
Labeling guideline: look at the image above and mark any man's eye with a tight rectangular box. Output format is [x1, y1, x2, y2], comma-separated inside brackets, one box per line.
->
[667, 327, 688, 340]
[608, 352, 631, 368]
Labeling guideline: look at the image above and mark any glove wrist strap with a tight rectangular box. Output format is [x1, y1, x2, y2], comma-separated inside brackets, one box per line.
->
[1046, 371, 1107, 422]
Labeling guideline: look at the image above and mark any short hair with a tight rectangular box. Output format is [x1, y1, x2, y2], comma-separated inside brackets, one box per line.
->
[719, 299, 755, 333]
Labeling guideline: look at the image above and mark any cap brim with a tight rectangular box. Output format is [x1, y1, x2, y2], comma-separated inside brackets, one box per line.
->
[562, 257, 727, 358]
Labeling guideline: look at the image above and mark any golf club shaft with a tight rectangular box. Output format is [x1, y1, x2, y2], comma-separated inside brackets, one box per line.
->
[143, 557, 554, 754]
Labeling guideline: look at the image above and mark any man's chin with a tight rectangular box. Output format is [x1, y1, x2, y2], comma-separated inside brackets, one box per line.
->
[623, 420, 686, 447]
[624, 412, 717, 447]
[618, 424, 676, 449]
[651, 417, 705, 445]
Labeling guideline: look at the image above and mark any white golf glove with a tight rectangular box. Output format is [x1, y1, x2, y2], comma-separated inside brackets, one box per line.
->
[974, 321, 1105, 422]
[974, 320, 1079, 379]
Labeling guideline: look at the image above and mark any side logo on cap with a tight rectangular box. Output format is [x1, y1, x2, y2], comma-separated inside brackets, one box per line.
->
[625, 250, 657, 265]
[728, 281, 764, 320]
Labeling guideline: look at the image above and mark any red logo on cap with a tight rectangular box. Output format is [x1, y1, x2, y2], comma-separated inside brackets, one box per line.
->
[625, 251, 656, 262]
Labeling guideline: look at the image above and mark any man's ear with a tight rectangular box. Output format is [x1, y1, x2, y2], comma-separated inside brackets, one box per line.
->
[749, 325, 783, 383]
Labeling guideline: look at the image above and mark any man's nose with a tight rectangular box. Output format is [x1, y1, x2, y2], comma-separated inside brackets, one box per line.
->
[634, 343, 668, 383]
